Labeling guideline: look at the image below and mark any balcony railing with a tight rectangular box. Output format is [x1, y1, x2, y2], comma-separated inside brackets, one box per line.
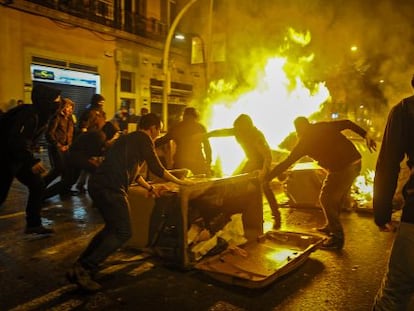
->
[26, 0, 168, 40]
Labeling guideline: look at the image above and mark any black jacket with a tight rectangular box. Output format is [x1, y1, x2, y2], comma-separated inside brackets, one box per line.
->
[79, 104, 106, 132]
[268, 120, 366, 180]
[90, 131, 165, 193]
[0, 84, 61, 167]
[46, 110, 75, 148]
[155, 118, 212, 167]
[374, 95, 414, 226]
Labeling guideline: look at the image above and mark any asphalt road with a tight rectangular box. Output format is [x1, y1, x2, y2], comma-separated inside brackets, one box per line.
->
[0, 170, 400, 311]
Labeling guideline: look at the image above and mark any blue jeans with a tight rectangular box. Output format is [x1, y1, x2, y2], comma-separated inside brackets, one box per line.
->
[79, 186, 132, 272]
[373, 222, 414, 310]
[320, 161, 361, 236]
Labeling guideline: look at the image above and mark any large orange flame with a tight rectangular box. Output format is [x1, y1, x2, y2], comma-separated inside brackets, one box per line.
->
[202, 54, 330, 176]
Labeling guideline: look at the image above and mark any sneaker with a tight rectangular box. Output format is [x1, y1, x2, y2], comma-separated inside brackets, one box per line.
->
[320, 235, 344, 250]
[66, 262, 102, 292]
[24, 225, 55, 235]
[70, 190, 80, 196]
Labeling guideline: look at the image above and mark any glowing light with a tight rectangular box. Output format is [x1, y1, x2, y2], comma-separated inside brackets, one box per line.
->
[351, 45, 358, 52]
[174, 33, 185, 40]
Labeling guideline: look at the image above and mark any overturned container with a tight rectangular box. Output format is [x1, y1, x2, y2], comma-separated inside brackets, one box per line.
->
[127, 173, 324, 288]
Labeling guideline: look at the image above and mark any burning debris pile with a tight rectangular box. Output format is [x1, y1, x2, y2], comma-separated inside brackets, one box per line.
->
[352, 169, 375, 210]
[187, 213, 247, 261]
[352, 162, 410, 213]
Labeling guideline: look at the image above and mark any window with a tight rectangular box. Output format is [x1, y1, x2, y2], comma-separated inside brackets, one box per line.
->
[95, 0, 114, 20]
[120, 71, 134, 92]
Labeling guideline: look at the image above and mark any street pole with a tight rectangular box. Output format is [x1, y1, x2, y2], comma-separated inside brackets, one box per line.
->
[206, 0, 214, 87]
[162, 0, 199, 130]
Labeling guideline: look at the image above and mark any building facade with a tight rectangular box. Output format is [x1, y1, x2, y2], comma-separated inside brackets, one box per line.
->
[0, 0, 215, 129]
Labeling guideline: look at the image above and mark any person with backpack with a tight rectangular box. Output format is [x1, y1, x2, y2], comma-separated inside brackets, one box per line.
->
[0, 84, 61, 235]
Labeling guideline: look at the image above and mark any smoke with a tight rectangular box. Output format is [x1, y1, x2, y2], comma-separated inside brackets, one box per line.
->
[205, 0, 414, 131]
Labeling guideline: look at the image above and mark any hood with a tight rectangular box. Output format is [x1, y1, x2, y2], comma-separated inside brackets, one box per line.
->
[90, 94, 105, 109]
[31, 84, 62, 118]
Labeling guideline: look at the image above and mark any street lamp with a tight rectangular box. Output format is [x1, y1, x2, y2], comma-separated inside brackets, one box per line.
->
[162, 0, 200, 130]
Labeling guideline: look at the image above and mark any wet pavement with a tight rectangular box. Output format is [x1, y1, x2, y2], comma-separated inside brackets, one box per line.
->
[0, 157, 401, 311]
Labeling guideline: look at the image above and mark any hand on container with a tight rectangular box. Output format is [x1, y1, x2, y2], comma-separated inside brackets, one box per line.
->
[146, 185, 162, 198]
[31, 162, 47, 175]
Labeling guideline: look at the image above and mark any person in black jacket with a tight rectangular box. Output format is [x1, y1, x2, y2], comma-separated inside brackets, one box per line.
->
[0, 84, 61, 234]
[75, 93, 107, 193]
[78, 94, 106, 133]
[155, 107, 212, 176]
[372, 76, 414, 310]
[266, 116, 377, 249]
[206, 114, 281, 228]
[66, 113, 193, 292]
[43, 117, 111, 200]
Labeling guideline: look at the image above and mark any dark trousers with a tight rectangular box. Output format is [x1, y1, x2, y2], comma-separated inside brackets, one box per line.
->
[43, 144, 67, 187]
[44, 152, 96, 199]
[373, 222, 414, 310]
[241, 160, 279, 216]
[320, 161, 361, 236]
[79, 185, 132, 272]
[0, 160, 45, 227]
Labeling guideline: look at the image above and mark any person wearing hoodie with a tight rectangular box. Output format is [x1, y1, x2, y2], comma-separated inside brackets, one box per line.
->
[75, 94, 107, 193]
[78, 93, 106, 133]
[155, 107, 212, 176]
[206, 114, 281, 228]
[43, 98, 76, 188]
[0, 83, 61, 234]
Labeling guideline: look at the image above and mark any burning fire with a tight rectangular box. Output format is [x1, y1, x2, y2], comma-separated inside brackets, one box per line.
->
[352, 169, 375, 208]
[202, 29, 330, 176]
